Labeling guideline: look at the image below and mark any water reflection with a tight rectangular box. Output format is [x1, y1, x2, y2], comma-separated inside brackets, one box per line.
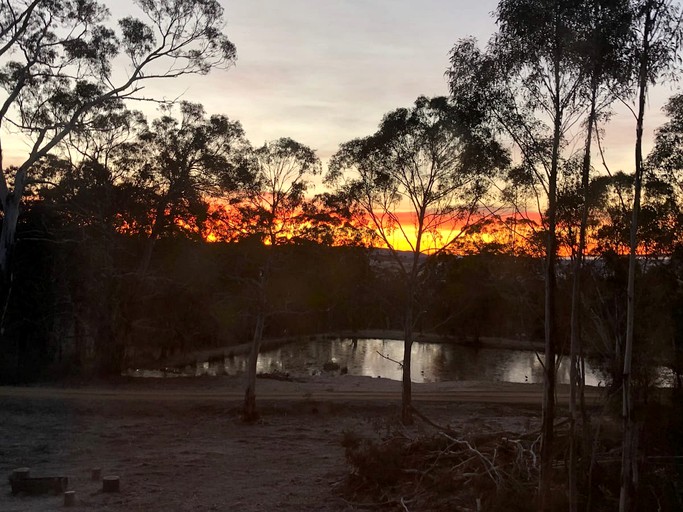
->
[147, 338, 605, 385]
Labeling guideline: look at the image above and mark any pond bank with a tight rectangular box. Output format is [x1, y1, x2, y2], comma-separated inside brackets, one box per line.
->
[134, 330, 545, 372]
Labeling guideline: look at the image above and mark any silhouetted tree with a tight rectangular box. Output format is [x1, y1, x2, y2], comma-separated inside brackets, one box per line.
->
[129, 102, 251, 273]
[328, 95, 508, 424]
[649, 93, 683, 200]
[619, 3, 682, 509]
[449, 1, 594, 504]
[0, 0, 236, 303]
[239, 137, 321, 422]
[562, 2, 634, 507]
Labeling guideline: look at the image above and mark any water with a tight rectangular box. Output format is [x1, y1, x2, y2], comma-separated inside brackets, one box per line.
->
[137, 338, 608, 385]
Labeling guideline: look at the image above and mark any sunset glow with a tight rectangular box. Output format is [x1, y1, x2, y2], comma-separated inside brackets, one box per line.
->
[186, 197, 549, 256]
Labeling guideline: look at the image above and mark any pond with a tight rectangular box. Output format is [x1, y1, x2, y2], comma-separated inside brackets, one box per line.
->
[136, 338, 609, 386]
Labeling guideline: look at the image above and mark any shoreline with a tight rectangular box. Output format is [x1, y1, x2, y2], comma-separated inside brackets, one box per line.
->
[139, 330, 546, 371]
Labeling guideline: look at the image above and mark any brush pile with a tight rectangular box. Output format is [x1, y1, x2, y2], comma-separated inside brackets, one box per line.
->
[340, 422, 542, 512]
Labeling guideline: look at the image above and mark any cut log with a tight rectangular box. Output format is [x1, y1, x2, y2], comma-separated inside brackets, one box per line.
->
[102, 476, 120, 493]
[91, 468, 102, 481]
[9, 476, 68, 495]
[64, 490, 76, 507]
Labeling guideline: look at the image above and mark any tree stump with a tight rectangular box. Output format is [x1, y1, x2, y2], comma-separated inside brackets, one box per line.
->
[102, 476, 120, 493]
[9, 476, 67, 495]
[64, 490, 76, 507]
[91, 468, 102, 481]
[11, 468, 30, 480]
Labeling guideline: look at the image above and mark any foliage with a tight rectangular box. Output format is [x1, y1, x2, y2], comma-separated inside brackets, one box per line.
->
[328, 95, 508, 257]
[0, 0, 237, 280]
[231, 137, 321, 245]
[128, 101, 252, 241]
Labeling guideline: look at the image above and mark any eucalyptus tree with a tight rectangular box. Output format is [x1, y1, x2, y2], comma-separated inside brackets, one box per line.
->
[130, 102, 251, 274]
[240, 138, 322, 246]
[20, 106, 145, 229]
[0, 0, 237, 292]
[328, 96, 508, 425]
[620, 3, 683, 510]
[295, 190, 378, 247]
[563, 2, 633, 508]
[449, 2, 595, 506]
[239, 137, 321, 422]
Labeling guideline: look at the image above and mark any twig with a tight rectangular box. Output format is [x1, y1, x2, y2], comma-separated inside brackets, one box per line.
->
[440, 432, 503, 488]
[375, 350, 403, 368]
[400, 497, 411, 512]
[451, 455, 478, 471]
[503, 437, 538, 477]
[341, 498, 394, 509]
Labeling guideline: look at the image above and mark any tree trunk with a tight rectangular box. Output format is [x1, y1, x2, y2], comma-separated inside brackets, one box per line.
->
[620, 6, 652, 511]
[540, 195, 558, 512]
[244, 271, 267, 422]
[619, 102, 643, 512]
[138, 196, 169, 276]
[401, 303, 414, 425]
[243, 310, 265, 422]
[0, 168, 27, 327]
[539, 48, 562, 512]
[569, 81, 597, 512]
[0, 197, 19, 287]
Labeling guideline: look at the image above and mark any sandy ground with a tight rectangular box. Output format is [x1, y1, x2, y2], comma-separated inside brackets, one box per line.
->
[0, 375, 595, 511]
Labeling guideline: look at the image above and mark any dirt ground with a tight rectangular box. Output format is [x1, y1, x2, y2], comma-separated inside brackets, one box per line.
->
[0, 375, 578, 511]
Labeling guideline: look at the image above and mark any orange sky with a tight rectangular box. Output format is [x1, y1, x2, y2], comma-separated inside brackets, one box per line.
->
[374, 209, 544, 253]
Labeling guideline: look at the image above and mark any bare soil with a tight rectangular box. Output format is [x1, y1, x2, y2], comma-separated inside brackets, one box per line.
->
[0, 375, 585, 511]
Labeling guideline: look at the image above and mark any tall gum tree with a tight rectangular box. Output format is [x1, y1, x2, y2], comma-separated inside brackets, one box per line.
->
[449, 1, 594, 507]
[562, 1, 633, 508]
[0, 0, 237, 295]
[620, 2, 682, 510]
[328, 96, 508, 425]
[238, 137, 321, 422]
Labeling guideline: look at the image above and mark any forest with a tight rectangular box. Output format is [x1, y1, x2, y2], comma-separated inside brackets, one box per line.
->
[1, 0, 683, 511]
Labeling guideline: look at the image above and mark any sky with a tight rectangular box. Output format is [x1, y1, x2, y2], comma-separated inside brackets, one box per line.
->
[3, 0, 681, 187]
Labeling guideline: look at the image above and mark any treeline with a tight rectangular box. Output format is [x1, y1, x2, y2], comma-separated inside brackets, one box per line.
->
[0, 226, 372, 381]
[0, 91, 680, 388]
[3, 203, 682, 392]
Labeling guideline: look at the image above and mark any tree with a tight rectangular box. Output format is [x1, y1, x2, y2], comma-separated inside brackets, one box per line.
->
[619, 3, 682, 510]
[646, 94, 683, 256]
[129, 101, 251, 273]
[449, 2, 593, 505]
[0, 0, 236, 293]
[239, 137, 321, 422]
[295, 191, 378, 247]
[328, 95, 508, 424]
[561, 2, 633, 508]
[240, 138, 321, 246]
